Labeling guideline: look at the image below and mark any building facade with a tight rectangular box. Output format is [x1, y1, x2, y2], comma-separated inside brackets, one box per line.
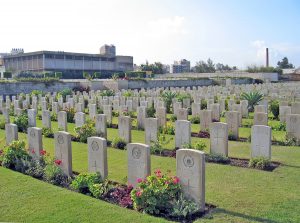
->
[3, 45, 133, 78]
[170, 59, 190, 73]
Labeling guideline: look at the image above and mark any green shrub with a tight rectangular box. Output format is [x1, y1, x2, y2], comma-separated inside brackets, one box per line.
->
[170, 194, 198, 218]
[57, 88, 72, 101]
[71, 172, 102, 194]
[194, 141, 206, 150]
[159, 123, 175, 135]
[249, 157, 271, 170]
[240, 91, 264, 112]
[131, 170, 181, 215]
[111, 137, 127, 150]
[3, 71, 12, 79]
[228, 131, 237, 141]
[206, 153, 230, 164]
[55, 72, 63, 79]
[0, 117, 5, 129]
[150, 134, 171, 155]
[189, 116, 200, 124]
[64, 107, 75, 123]
[74, 123, 96, 143]
[1, 141, 31, 172]
[51, 113, 57, 121]
[146, 106, 156, 118]
[25, 151, 48, 179]
[122, 90, 134, 97]
[100, 90, 115, 97]
[272, 122, 286, 131]
[270, 100, 279, 120]
[43, 160, 70, 186]
[161, 91, 177, 113]
[201, 99, 207, 110]
[170, 114, 177, 122]
[176, 93, 191, 103]
[13, 112, 29, 132]
[42, 127, 54, 138]
[112, 111, 119, 117]
[89, 180, 111, 199]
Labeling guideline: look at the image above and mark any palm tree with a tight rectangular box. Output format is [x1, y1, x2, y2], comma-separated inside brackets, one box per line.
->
[161, 91, 177, 113]
[240, 91, 264, 112]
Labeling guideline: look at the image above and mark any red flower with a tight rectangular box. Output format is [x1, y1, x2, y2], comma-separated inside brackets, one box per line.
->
[136, 191, 142, 197]
[54, 159, 62, 165]
[40, 150, 47, 156]
[154, 169, 162, 178]
[31, 149, 35, 154]
[173, 176, 180, 184]
[127, 184, 133, 190]
[137, 178, 143, 183]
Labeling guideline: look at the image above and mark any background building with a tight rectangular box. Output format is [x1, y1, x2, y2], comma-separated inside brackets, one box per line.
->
[170, 59, 190, 73]
[3, 45, 133, 78]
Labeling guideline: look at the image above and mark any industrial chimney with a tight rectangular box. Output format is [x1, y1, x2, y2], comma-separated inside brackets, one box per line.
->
[266, 48, 269, 67]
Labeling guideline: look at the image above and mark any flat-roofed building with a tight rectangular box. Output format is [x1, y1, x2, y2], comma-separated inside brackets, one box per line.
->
[3, 45, 133, 78]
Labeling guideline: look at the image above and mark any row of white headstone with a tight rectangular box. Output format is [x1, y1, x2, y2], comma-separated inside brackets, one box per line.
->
[4, 125, 206, 211]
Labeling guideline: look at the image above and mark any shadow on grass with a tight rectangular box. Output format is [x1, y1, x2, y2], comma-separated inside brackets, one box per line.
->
[281, 164, 300, 169]
[216, 208, 279, 223]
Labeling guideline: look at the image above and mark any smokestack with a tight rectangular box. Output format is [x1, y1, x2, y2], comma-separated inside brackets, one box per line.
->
[266, 48, 269, 67]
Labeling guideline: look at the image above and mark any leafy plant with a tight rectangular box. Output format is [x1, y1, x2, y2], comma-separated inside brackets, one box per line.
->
[270, 100, 279, 120]
[159, 123, 175, 135]
[108, 185, 133, 208]
[111, 137, 127, 150]
[43, 159, 70, 186]
[150, 133, 171, 155]
[146, 105, 156, 118]
[205, 153, 230, 164]
[170, 194, 198, 218]
[190, 116, 200, 124]
[176, 93, 191, 103]
[14, 112, 29, 132]
[161, 91, 177, 113]
[89, 180, 111, 199]
[271, 122, 286, 131]
[42, 127, 54, 138]
[201, 99, 207, 110]
[71, 172, 102, 194]
[57, 88, 72, 101]
[249, 157, 271, 170]
[240, 91, 264, 112]
[74, 123, 96, 143]
[0, 117, 5, 129]
[228, 131, 237, 141]
[1, 141, 31, 172]
[64, 107, 76, 123]
[100, 90, 115, 97]
[131, 170, 181, 215]
[170, 114, 177, 122]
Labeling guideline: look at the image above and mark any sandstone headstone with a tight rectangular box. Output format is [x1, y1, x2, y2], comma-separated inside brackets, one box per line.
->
[175, 120, 191, 148]
[118, 116, 131, 143]
[58, 111, 68, 131]
[5, 123, 18, 145]
[88, 137, 108, 179]
[27, 109, 37, 127]
[42, 110, 51, 129]
[286, 114, 300, 145]
[54, 131, 72, 176]
[254, 112, 268, 126]
[27, 127, 43, 159]
[200, 110, 212, 131]
[251, 125, 272, 159]
[127, 143, 151, 188]
[210, 122, 228, 156]
[95, 114, 107, 138]
[176, 149, 205, 211]
[145, 118, 159, 145]
[75, 112, 86, 127]
[225, 111, 239, 138]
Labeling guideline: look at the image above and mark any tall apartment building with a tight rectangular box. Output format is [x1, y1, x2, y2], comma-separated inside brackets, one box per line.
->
[2, 45, 133, 78]
[170, 59, 190, 73]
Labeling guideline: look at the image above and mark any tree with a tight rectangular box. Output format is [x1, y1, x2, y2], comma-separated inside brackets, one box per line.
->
[140, 61, 164, 74]
[194, 58, 216, 73]
[277, 57, 294, 69]
[3, 71, 12, 79]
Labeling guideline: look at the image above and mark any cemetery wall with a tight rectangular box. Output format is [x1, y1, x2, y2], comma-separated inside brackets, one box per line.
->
[154, 72, 279, 82]
[0, 81, 81, 95]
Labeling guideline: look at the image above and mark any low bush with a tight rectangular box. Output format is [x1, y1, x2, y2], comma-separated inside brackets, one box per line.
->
[270, 100, 279, 119]
[89, 180, 111, 199]
[111, 137, 127, 150]
[228, 132, 237, 141]
[170, 194, 199, 218]
[71, 172, 102, 194]
[170, 114, 177, 122]
[0, 117, 5, 129]
[64, 108, 75, 123]
[205, 153, 230, 164]
[189, 116, 200, 124]
[43, 159, 70, 186]
[1, 141, 31, 172]
[272, 122, 286, 131]
[74, 123, 96, 143]
[108, 185, 133, 208]
[131, 170, 181, 215]
[249, 157, 271, 170]
[42, 127, 54, 138]
[159, 123, 175, 135]
[146, 106, 156, 118]
[150, 134, 171, 155]
[14, 112, 29, 132]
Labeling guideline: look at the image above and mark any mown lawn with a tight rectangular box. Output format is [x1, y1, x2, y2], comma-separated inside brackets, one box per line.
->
[0, 123, 300, 222]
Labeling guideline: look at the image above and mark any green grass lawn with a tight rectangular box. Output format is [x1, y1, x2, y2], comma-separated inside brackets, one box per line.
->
[0, 125, 300, 222]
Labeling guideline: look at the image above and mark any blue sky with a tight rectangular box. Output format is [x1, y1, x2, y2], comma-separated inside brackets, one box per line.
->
[0, 0, 299, 68]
